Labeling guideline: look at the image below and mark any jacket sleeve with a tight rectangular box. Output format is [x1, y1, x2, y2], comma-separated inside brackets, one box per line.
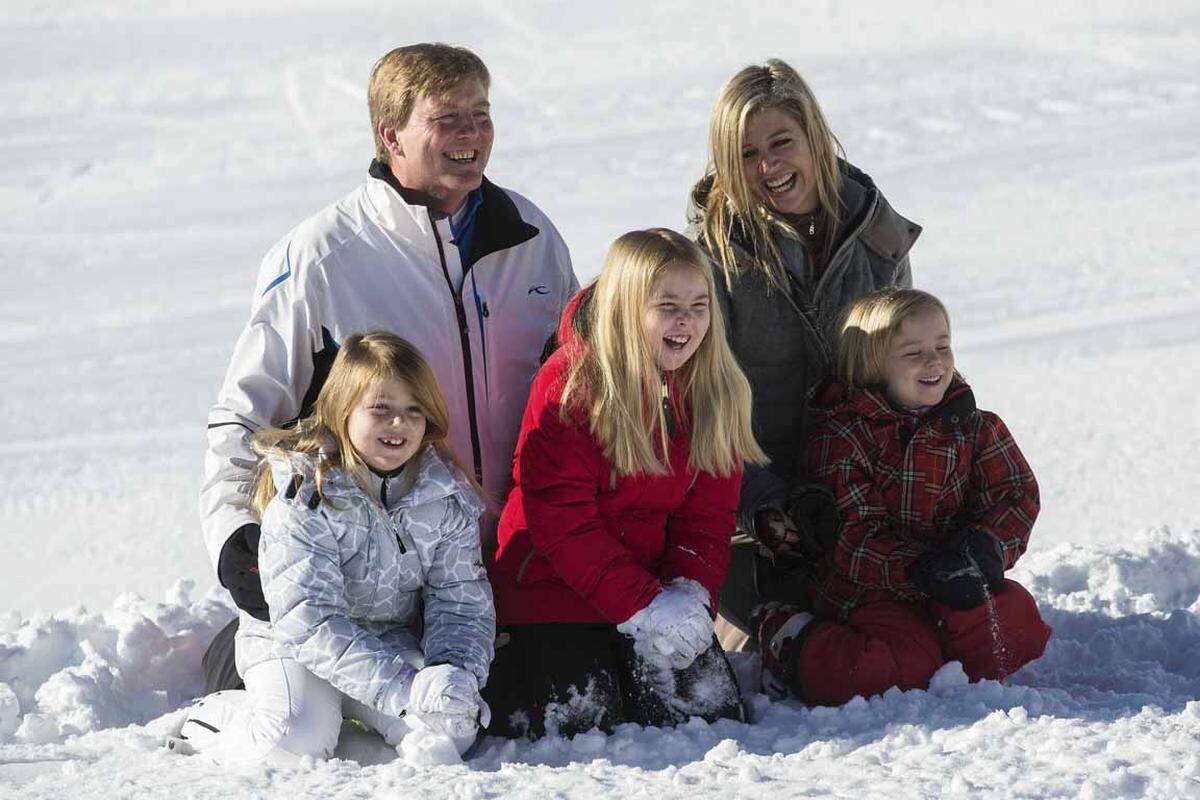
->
[199, 241, 324, 572]
[421, 494, 496, 687]
[519, 399, 662, 624]
[736, 463, 788, 534]
[965, 413, 1040, 569]
[808, 420, 924, 591]
[258, 496, 417, 719]
[659, 468, 740, 610]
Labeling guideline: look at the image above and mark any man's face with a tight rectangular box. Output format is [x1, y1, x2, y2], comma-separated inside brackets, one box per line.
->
[385, 80, 493, 214]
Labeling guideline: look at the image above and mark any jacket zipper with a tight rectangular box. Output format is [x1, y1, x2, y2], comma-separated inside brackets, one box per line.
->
[379, 476, 407, 553]
[792, 191, 884, 378]
[430, 213, 485, 486]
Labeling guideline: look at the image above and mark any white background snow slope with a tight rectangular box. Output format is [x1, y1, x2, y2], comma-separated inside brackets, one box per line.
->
[2, 1, 1199, 797]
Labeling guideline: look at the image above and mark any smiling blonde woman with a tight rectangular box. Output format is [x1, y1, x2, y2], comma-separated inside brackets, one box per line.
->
[685, 58, 923, 651]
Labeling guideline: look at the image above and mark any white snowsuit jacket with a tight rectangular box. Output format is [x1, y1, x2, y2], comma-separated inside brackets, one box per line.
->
[235, 446, 495, 720]
[201, 163, 578, 568]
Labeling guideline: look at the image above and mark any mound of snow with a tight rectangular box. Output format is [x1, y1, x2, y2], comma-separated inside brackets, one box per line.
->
[1014, 526, 1200, 617]
[0, 582, 233, 744]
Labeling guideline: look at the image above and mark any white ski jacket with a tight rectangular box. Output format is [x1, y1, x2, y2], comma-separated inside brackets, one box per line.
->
[235, 447, 494, 718]
[201, 165, 577, 568]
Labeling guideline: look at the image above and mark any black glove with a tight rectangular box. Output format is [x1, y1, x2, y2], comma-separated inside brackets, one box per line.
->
[785, 485, 842, 557]
[950, 529, 1005, 590]
[217, 523, 269, 621]
[910, 549, 988, 611]
[754, 509, 818, 563]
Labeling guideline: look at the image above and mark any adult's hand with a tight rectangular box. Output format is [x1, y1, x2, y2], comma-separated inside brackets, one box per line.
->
[217, 523, 269, 621]
[785, 484, 842, 557]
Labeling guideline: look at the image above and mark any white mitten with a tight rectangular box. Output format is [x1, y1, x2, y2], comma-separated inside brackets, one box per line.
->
[403, 664, 489, 758]
[403, 710, 481, 759]
[406, 664, 488, 722]
[617, 579, 713, 671]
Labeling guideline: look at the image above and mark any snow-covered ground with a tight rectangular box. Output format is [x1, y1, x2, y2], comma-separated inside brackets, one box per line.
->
[2, 1, 1198, 797]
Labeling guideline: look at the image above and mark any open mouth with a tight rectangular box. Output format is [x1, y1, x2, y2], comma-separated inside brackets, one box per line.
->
[917, 375, 943, 386]
[378, 437, 408, 449]
[663, 334, 691, 351]
[445, 150, 477, 164]
[764, 172, 797, 195]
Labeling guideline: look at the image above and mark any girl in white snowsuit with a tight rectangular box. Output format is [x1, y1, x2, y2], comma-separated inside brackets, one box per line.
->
[178, 332, 495, 763]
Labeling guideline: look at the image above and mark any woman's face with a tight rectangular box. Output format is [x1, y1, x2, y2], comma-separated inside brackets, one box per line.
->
[346, 376, 427, 472]
[740, 106, 819, 216]
[881, 309, 955, 410]
[642, 264, 711, 372]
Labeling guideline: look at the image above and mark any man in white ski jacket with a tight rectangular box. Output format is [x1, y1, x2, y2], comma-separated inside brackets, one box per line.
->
[199, 44, 576, 687]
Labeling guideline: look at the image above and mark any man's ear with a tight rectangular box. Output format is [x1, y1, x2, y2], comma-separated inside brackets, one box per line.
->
[377, 121, 403, 159]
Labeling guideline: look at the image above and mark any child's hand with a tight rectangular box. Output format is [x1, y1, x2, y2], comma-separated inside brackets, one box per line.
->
[910, 550, 988, 610]
[950, 530, 1005, 590]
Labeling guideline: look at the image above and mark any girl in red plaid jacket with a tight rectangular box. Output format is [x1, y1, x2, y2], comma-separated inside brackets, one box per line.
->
[755, 288, 1051, 705]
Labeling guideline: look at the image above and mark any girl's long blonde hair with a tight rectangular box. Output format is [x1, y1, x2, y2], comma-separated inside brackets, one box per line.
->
[560, 228, 766, 478]
[836, 288, 956, 389]
[700, 58, 844, 294]
[251, 331, 478, 514]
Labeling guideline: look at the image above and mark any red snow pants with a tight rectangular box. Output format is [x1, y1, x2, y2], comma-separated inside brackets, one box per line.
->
[794, 580, 1051, 706]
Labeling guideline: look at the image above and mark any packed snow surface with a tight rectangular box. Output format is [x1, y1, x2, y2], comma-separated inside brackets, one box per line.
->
[2, 1, 1198, 797]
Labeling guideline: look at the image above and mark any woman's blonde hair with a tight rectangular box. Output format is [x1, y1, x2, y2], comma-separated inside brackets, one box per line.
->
[700, 58, 844, 293]
[251, 331, 477, 513]
[836, 288, 953, 388]
[560, 228, 766, 478]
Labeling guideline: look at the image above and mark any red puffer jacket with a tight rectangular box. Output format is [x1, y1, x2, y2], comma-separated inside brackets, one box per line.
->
[805, 379, 1039, 621]
[489, 289, 741, 626]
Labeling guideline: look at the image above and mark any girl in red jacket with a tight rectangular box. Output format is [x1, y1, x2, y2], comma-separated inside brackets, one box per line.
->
[485, 228, 766, 739]
[755, 288, 1051, 706]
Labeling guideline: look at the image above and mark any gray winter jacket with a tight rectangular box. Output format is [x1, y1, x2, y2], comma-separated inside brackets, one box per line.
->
[686, 162, 920, 531]
[235, 446, 495, 720]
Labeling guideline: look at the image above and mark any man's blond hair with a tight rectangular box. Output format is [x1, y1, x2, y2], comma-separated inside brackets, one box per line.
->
[368, 43, 490, 163]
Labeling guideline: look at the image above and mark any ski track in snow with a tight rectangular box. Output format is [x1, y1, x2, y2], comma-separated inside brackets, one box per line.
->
[2, 2, 1199, 797]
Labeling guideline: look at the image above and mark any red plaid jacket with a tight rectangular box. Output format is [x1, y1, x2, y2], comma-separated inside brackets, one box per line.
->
[805, 379, 1039, 620]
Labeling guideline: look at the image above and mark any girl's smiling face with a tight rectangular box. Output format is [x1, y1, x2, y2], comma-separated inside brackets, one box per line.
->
[346, 377, 427, 472]
[881, 309, 955, 410]
[642, 264, 711, 372]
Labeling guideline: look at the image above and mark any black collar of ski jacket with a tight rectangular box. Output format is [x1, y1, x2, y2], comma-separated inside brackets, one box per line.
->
[368, 159, 539, 269]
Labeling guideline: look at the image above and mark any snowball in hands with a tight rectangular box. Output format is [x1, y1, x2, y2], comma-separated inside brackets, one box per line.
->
[617, 579, 713, 670]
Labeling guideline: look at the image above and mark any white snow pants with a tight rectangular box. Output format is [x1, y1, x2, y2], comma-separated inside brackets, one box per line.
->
[180, 657, 411, 764]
